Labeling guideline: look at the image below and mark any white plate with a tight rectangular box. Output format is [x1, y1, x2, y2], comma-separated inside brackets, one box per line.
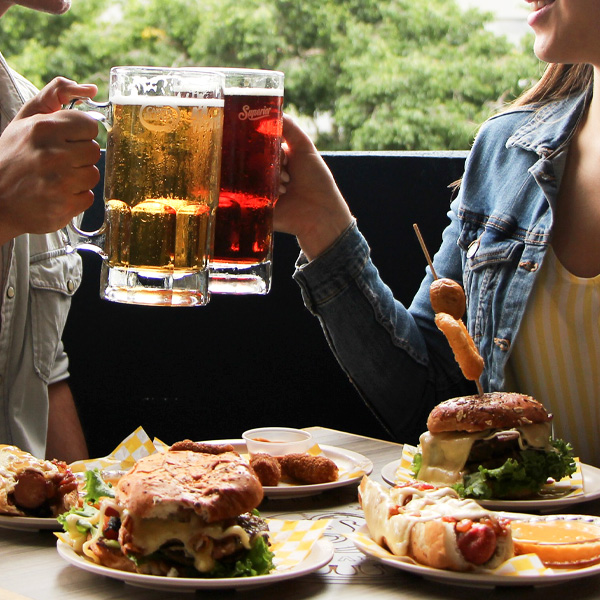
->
[0, 514, 60, 531]
[352, 524, 600, 588]
[206, 440, 373, 498]
[57, 537, 334, 591]
[380, 459, 600, 511]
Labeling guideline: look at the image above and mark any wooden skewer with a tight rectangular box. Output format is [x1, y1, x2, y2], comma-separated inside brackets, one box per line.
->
[415, 223, 485, 397]
[413, 223, 438, 280]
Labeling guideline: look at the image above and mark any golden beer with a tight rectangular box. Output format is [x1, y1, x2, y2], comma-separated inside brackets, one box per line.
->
[104, 97, 223, 271]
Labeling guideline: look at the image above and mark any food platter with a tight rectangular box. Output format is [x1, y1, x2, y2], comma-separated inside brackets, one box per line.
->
[0, 515, 60, 531]
[205, 440, 373, 498]
[381, 459, 600, 511]
[351, 524, 600, 588]
[57, 537, 334, 591]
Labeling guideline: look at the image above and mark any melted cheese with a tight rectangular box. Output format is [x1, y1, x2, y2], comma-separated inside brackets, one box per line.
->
[127, 513, 253, 573]
[0, 445, 58, 478]
[361, 479, 502, 558]
[417, 422, 552, 485]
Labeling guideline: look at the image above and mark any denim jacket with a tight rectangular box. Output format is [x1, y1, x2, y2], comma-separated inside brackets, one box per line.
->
[0, 53, 82, 457]
[293, 90, 588, 445]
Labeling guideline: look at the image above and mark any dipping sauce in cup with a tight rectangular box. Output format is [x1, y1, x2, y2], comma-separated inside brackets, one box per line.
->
[242, 427, 313, 457]
[511, 517, 600, 567]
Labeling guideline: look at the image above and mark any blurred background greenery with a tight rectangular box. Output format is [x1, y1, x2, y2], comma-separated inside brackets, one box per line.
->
[0, 0, 541, 150]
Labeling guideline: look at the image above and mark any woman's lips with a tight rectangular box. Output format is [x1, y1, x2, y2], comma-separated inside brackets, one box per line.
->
[527, 0, 555, 26]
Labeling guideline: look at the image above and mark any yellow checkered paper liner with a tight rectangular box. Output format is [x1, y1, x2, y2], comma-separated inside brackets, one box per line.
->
[69, 428, 366, 484]
[69, 427, 168, 473]
[268, 519, 331, 571]
[349, 528, 550, 576]
[395, 444, 583, 496]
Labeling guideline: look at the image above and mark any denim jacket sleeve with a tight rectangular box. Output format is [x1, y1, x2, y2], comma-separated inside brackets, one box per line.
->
[293, 219, 474, 444]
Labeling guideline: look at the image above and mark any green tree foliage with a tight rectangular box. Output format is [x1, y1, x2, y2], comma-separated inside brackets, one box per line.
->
[0, 0, 541, 150]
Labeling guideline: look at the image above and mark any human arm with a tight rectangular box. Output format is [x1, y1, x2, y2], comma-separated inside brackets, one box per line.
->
[46, 379, 88, 463]
[276, 116, 472, 442]
[0, 77, 100, 246]
[274, 114, 354, 260]
[293, 217, 474, 444]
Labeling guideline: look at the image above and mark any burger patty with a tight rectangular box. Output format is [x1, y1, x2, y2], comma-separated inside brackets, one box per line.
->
[465, 433, 524, 471]
[120, 511, 269, 567]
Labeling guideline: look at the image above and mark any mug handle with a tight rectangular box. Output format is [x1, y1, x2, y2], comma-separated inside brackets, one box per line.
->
[64, 98, 112, 253]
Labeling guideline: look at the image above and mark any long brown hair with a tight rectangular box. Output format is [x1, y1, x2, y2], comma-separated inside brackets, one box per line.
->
[511, 63, 594, 107]
[450, 63, 593, 192]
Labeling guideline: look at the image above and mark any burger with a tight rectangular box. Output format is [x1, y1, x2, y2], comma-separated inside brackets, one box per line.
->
[0, 444, 79, 517]
[58, 442, 274, 577]
[411, 392, 576, 499]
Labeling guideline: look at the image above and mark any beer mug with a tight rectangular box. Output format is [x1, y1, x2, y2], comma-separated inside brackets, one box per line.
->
[207, 68, 284, 295]
[66, 66, 225, 306]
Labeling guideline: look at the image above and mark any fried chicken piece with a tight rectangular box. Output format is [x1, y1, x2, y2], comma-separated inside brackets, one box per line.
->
[169, 440, 236, 455]
[250, 453, 282, 487]
[278, 453, 339, 484]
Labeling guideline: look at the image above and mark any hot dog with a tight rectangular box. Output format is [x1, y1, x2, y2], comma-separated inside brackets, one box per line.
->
[358, 477, 513, 571]
[0, 445, 79, 517]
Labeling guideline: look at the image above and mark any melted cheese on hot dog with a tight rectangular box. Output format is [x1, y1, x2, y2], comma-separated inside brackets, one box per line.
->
[0, 445, 60, 515]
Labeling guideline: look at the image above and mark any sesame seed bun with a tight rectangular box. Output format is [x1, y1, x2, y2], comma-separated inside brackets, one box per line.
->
[426, 392, 552, 434]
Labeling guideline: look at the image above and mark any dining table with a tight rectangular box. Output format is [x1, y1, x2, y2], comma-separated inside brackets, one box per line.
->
[1, 426, 600, 600]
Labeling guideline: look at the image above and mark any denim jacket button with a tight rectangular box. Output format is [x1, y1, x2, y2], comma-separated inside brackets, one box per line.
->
[519, 260, 538, 272]
[494, 337, 511, 351]
[467, 239, 480, 259]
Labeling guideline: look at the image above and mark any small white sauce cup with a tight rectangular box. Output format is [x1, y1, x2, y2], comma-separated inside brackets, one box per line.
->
[242, 427, 313, 456]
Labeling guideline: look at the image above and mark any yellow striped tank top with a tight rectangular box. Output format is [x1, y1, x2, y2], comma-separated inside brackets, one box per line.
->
[505, 245, 600, 466]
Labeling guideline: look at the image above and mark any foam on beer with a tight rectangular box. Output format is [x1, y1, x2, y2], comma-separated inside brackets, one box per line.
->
[111, 94, 224, 107]
[224, 87, 284, 97]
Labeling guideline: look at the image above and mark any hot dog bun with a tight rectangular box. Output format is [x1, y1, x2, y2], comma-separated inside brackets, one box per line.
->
[358, 477, 513, 571]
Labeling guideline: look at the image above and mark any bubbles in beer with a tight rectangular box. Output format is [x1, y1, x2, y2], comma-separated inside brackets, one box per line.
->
[104, 97, 224, 272]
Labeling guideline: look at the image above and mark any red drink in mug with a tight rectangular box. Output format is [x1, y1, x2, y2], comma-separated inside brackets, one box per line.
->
[209, 69, 284, 295]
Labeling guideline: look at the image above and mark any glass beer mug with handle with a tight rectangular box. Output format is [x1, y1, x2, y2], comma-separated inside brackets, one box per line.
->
[65, 66, 225, 307]
[207, 68, 284, 295]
